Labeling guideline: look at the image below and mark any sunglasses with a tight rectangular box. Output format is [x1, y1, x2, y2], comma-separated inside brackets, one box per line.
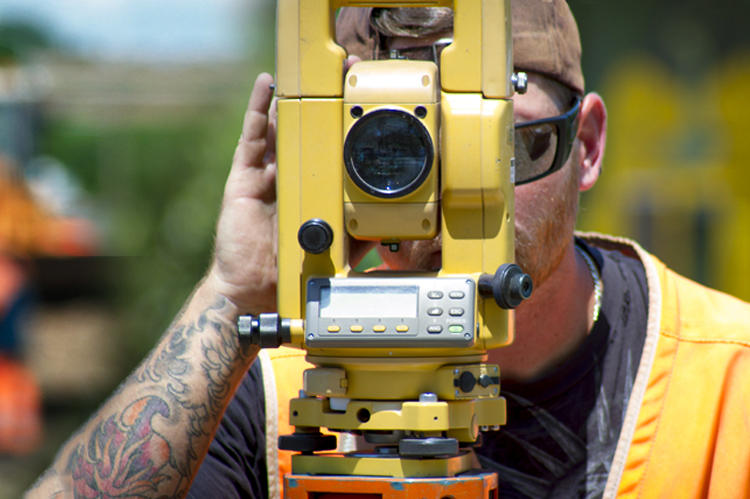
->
[514, 98, 581, 185]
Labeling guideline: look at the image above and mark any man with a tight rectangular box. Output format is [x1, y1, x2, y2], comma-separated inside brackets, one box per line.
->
[27, 1, 750, 499]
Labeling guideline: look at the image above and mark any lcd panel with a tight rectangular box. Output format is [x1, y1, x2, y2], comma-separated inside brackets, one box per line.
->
[320, 285, 418, 318]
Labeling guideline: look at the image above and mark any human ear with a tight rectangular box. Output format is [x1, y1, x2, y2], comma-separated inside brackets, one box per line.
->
[575, 92, 607, 191]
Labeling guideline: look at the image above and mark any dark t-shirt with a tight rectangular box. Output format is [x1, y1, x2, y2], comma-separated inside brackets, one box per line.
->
[475, 240, 649, 498]
[189, 241, 649, 499]
[189, 360, 268, 499]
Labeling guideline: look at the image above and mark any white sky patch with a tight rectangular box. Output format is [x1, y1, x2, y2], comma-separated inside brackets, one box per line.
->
[0, 0, 267, 63]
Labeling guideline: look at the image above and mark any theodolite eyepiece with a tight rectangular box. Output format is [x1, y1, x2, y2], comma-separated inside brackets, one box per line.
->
[478, 264, 533, 309]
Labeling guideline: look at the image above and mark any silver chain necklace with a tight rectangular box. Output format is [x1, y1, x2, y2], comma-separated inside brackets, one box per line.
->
[575, 245, 602, 324]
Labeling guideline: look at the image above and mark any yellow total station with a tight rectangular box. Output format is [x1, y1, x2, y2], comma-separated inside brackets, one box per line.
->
[237, 0, 533, 479]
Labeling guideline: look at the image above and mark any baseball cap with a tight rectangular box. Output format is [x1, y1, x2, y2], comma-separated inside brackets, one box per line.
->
[335, 0, 584, 96]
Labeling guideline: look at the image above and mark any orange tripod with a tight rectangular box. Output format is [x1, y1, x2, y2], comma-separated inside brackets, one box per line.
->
[284, 472, 498, 499]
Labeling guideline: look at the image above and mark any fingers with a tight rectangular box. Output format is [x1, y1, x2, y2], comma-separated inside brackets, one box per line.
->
[236, 73, 275, 169]
[264, 98, 278, 165]
[234, 59, 358, 174]
[242, 72, 275, 140]
[240, 58, 356, 165]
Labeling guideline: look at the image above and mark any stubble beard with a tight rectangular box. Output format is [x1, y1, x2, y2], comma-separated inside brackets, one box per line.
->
[514, 160, 580, 291]
[377, 157, 580, 282]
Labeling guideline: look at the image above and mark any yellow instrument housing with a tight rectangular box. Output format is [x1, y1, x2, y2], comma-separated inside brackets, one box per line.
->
[276, 0, 516, 354]
[273, 0, 517, 472]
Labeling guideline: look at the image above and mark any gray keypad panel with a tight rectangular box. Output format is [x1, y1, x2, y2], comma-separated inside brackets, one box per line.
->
[305, 276, 475, 348]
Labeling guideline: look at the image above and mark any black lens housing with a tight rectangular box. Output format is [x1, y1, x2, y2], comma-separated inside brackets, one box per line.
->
[344, 109, 434, 198]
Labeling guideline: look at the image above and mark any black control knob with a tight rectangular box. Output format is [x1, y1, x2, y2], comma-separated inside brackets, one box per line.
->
[237, 313, 292, 348]
[478, 263, 533, 309]
[298, 219, 334, 254]
[399, 437, 459, 457]
[278, 432, 337, 454]
[459, 371, 477, 393]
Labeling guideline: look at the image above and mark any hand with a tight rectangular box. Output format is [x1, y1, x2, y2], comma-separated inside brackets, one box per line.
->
[207, 58, 368, 316]
[207, 73, 279, 315]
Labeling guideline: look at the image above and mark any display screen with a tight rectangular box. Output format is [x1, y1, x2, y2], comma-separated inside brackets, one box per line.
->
[320, 285, 418, 318]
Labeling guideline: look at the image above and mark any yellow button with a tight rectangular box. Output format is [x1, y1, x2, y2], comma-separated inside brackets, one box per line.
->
[350, 325, 363, 332]
[327, 325, 340, 332]
[396, 325, 409, 332]
[373, 325, 386, 332]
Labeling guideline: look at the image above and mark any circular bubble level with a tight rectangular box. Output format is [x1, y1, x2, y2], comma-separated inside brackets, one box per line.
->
[344, 109, 434, 198]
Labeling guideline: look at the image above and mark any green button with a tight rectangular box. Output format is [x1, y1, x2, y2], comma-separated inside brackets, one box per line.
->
[448, 325, 464, 333]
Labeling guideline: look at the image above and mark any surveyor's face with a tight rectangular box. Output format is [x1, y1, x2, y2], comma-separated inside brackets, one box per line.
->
[377, 73, 580, 289]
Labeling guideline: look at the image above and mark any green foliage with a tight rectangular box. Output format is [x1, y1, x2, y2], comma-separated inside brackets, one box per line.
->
[0, 20, 53, 62]
[43, 99, 248, 365]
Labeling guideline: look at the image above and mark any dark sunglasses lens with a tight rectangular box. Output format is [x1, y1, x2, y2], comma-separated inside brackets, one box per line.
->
[514, 123, 559, 184]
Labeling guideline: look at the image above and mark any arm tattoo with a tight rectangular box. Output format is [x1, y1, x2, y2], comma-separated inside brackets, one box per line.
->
[54, 296, 251, 499]
[67, 397, 172, 498]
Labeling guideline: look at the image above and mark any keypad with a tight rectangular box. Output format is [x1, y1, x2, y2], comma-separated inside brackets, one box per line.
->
[306, 276, 475, 348]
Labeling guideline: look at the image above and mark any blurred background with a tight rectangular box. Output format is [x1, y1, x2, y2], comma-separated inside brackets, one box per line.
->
[0, 0, 748, 495]
[0, 0, 273, 495]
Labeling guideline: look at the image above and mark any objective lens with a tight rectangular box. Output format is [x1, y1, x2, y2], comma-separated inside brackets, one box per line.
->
[344, 109, 433, 198]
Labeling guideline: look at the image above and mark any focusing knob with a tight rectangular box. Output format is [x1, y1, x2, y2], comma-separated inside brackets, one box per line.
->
[478, 263, 533, 309]
[237, 313, 292, 348]
[298, 219, 333, 254]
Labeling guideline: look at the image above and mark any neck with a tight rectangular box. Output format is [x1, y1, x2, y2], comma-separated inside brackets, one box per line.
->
[487, 239, 597, 382]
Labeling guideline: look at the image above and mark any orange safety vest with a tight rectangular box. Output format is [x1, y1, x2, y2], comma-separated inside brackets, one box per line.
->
[259, 234, 750, 499]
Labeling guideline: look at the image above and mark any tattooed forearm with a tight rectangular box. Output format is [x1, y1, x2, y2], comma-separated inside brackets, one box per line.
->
[202, 317, 244, 419]
[27, 293, 257, 499]
[67, 397, 172, 498]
